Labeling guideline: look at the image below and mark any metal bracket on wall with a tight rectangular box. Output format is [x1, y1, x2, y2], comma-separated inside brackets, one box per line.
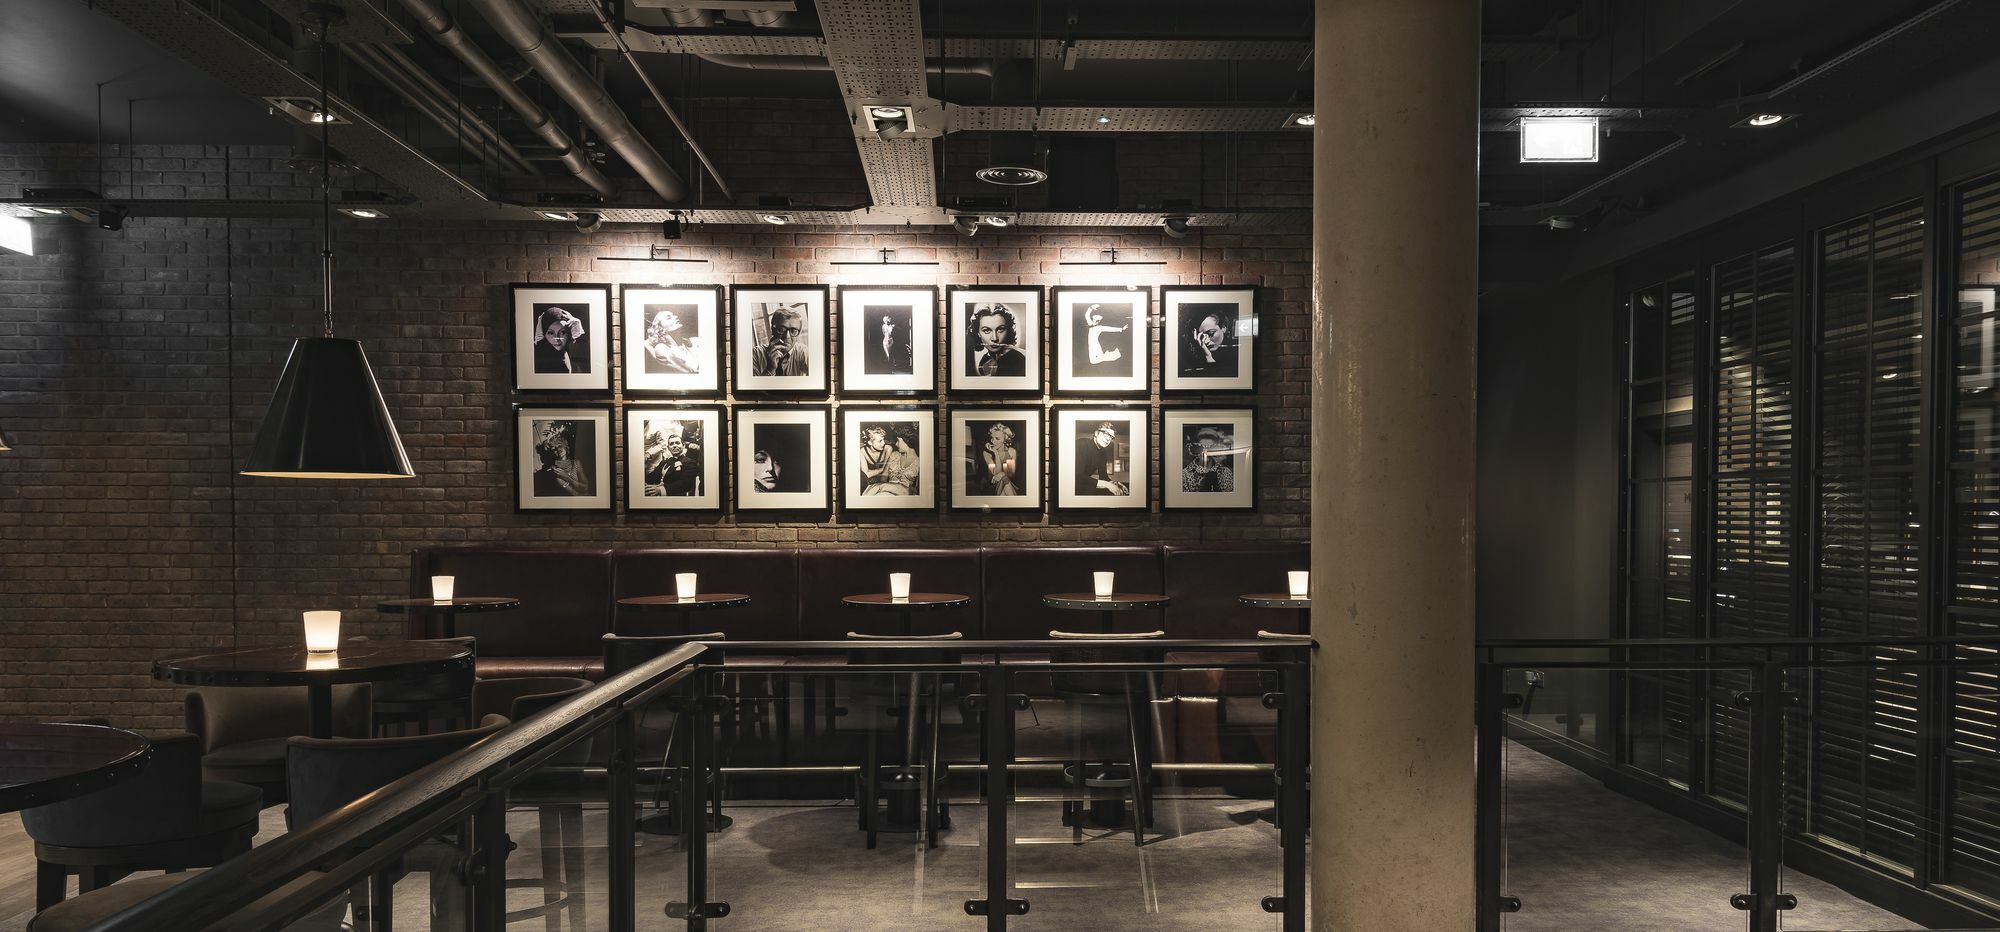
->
[1730, 893, 1797, 912]
[665, 901, 731, 919]
[964, 898, 1029, 917]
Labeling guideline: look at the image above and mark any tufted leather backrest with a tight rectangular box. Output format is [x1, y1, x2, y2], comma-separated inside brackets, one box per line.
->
[612, 548, 799, 641]
[796, 548, 983, 639]
[1162, 545, 1311, 638]
[979, 546, 1164, 639]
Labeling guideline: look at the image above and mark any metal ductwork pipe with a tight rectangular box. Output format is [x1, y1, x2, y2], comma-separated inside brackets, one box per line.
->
[662, 7, 708, 27]
[745, 10, 790, 28]
[396, 0, 616, 198]
[693, 53, 994, 77]
[463, 0, 688, 203]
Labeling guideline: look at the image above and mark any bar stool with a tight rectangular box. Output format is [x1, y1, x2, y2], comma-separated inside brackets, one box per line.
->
[845, 631, 961, 849]
[1048, 629, 1163, 847]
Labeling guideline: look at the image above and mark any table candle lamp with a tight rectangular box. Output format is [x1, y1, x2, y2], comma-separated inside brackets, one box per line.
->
[303, 610, 341, 653]
[1288, 571, 1310, 598]
[676, 573, 698, 600]
[889, 572, 912, 600]
[431, 575, 455, 602]
[1093, 571, 1115, 598]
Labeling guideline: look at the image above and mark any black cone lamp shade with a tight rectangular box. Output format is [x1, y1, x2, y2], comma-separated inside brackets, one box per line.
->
[0, 428, 10, 452]
[242, 337, 413, 479]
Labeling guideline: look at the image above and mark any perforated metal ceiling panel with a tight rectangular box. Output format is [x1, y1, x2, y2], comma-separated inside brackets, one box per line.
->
[89, 0, 488, 205]
[817, 0, 927, 99]
[951, 105, 1295, 133]
[571, 31, 828, 56]
[855, 138, 937, 208]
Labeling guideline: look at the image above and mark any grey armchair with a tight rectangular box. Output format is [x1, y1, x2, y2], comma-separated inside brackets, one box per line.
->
[183, 684, 372, 804]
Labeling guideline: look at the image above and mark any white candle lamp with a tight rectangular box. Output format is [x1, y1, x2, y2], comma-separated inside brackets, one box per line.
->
[676, 573, 699, 601]
[889, 572, 912, 600]
[1093, 571, 1115, 598]
[430, 575, 456, 602]
[303, 610, 342, 653]
[1288, 571, 1310, 598]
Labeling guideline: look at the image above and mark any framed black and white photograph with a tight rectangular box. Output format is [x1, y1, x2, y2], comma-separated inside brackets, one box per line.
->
[1163, 286, 1257, 393]
[734, 406, 830, 511]
[1053, 287, 1150, 394]
[621, 285, 722, 394]
[625, 406, 723, 511]
[948, 287, 1041, 394]
[838, 286, 937, 395]
[950, 406, 1043, 512]
[839, 406, 937, 511]
[1162, 407, 1256, 510]
[511, 284, 611, 392]
[515, 405, 612, 511]
[1053, 406, 1149, 510]
[732, 285, 829, 394]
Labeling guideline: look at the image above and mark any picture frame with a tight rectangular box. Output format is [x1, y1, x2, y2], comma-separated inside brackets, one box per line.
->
[1052, 406, 1150, 511]
[734, 406, 831, 512]
[1161, 406, 1256, 510]
[511, 284, 612, 393]
[624, 405, 725, 512]
[838, 285, 938, 395]
[1052, 287, 1151, 394]
[838, 405, 938, 511]
[515, 405, 613, 511]
[621, 285, 723, 394]
[949, 406, 1044, 512]
[732, 285, 830, 395]
[1162, 286, 1258, 393]
[947, 286, 1042, 394]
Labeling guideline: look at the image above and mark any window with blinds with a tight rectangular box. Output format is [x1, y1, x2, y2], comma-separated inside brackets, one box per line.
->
[1946, 173, 2000, 899]
[1625, 277, 1701, 787]
[1808, 201, 1927, 872]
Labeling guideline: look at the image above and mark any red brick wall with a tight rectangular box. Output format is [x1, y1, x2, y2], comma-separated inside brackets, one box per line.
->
[0, 143, 1309, 730]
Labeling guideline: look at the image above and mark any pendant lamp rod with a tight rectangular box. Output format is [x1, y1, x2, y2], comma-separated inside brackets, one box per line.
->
[314, 6, 336, 339]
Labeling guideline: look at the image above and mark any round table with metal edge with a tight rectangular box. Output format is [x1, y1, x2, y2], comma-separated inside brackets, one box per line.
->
[375, 596, 521, 640]
[841, 593, 972, 845]
[1239, 593, 1312, 636]
[153, 640, 476, 739]
[1040, 592, 1172, 634]
[616, 594, 752, 836]
[0, 723, 152, 813]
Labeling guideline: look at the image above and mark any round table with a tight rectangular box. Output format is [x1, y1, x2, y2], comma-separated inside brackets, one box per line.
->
[840, 593, 971, 636]
[376, 596, 521, 639]
[0, 723, 152, 813]
[1041, 592, 1172, 634]
[154, 641, 475, 739]
[1240, 593, 1311, 634]
[616, 593, 752, 635]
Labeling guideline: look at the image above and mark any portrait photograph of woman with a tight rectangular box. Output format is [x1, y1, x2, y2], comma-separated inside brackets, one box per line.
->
[622, 285, 722, 394]
[948, 287, 1042, 394]
[838, 286, 937, 395]
[840, 406, 936, 511]
[1162, 286, 1257, 393]
[1053, 287, 1150, 394]
[734, 406, 829, 511]
[511, 284, 611, 392]
[514, 405, 612, 511]
[950, 407, 1042, 511]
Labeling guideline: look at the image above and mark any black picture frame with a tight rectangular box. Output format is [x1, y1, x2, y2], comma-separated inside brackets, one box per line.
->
[947, 286, 1044, 395]
[837, 403, 939, 512]
[1051, 286, 1153, 396]
[733, 405, 832, 513]
[624, 405, 726, 512]
[510, 283, 613, 394]
[731, 285, 831, 396]
[1051, 405, 1151, 511]
[620, 284, 725, 395]
[514, 404, 615, 512]
[948, 405, 1046, 513]
[1162, 285, 1258, 393]
[837, 285, 939, 396]
[1160, 405, 1257, 511]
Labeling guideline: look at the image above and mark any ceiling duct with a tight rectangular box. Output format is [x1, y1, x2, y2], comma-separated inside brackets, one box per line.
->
[464, 0, 688, 202]
[396, 0, 615, 198]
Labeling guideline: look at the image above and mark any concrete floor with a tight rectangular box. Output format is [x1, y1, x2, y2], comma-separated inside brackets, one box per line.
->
[0, 741, 1937, 931]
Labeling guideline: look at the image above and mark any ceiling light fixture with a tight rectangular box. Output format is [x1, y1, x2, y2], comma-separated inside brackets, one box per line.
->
[1161, 216, 1191, 239]
[538, 210, 578, 222]
[1519, 116, 1600, 163]
[1287, 112, 1315, 128]
[1733, 112, 1796, 129]
[975, 165, 1047, 186]
[338, 207, 385, 219]
[869, 106, 907, 121]
[1095, 113, 1112, 125]
[25, 206, 66, 216]
[242, 4, 412, 481]
[760, 213, 791, 225]
[981, 215, 1012, 228]
[951, 215, 981, 237]
[574, 211, 604, 233]
[264, 96, 349, 127]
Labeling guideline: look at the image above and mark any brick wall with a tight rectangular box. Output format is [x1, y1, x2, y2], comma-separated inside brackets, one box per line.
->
[0, 143, 1309, 730]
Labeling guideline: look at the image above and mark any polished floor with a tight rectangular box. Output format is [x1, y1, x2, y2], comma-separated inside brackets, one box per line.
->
[0, 742, 1931, 931]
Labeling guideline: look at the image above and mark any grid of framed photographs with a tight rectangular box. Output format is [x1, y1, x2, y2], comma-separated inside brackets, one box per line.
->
[504, 281, 1258, 514]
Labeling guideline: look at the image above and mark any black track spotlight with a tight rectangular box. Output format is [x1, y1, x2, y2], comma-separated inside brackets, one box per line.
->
[96, 206, 127, 232]
[1162, 216, 1190, 239]
[575, 211, 604, 233]
[661, 214, 684, 240]
[951, 215, 981, 237]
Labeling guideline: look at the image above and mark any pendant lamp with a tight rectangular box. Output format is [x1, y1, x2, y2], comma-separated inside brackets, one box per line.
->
[0, 428, 11, 452]
[242, 5, 412, 480]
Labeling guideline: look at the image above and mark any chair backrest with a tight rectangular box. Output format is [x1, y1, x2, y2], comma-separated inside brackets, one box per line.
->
[374, 636, 478, 704]
[601, 632, 722, 678]
[844, 630, 962, 665]
[285, 718, 507, 829]
[472, 676, 593, 722]
[21, 731, 207, 846]
[1047, 629, 1165, 695]
[184, 684, 373, 752]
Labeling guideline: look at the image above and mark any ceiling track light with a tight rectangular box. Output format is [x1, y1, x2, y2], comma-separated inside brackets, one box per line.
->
[574, 211, 604, 233]
[538, 210, 578, 222]
[1161, 216, 1191, 238]
[1286, 112, 1315, 128]
[1733, 112, 1797, 128]
[339, 207, 386, 219]
[760, 213, 792, 225]
[951, 215, 981, 237]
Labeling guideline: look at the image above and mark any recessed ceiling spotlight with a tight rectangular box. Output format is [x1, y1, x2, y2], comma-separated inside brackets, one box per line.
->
[574, 211, 604, 233]
[759, 213, 791, 225]
[1733, 112, 1797, 128]
[870, 106, 907, 120]
[951, 215, 980, 237]
[981, 215, 1011, 227]
[1288, 112, 1315, 128]
[338, 207, 385, 219]
[1095, 113, 1112, 125]
[538, 210, 578, 222]
[975, 165, 1048, 186]
[25, 206, 66, 216]
[1519, 116, 1600, 163]
[265, 96, 349, 127]
[1161, 216, 1191, 238]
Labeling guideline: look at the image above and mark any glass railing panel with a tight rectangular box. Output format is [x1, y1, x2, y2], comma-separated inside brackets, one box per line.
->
[491, 713, 624, 932]
[1001, 660, 1282, 929]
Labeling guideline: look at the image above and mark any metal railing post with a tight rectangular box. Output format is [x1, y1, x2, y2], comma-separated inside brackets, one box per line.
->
[1277, 656, 1308, 932]
[609, 707, 637, 932]
[1475, 660, 1507, 932]
[472, 789, 507, 932]
[1740, 659, 1790, 932]
[966, 663, 1026, 927]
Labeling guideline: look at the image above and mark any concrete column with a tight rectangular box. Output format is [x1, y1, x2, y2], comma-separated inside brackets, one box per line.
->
[1311, 0, 1480, 928]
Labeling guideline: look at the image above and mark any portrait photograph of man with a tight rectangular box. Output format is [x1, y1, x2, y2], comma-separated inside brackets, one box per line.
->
[1054, 407, 1147, 510]
[949, 288, 1041, 393]
[733, 287, 827, 393]
[626, 407, 723, 511]
[1161, 407, 1255, 510]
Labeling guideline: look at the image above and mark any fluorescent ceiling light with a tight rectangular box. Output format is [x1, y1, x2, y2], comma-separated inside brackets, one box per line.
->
[1, 215, 33, 256]
[1519, 117, 1599, 163]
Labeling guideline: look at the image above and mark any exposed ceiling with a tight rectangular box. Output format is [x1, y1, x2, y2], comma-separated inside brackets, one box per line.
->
[1, 0, 1996, 234]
